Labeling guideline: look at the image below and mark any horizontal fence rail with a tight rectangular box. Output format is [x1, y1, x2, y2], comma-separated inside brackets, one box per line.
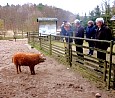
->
[28, 32, 115, 90]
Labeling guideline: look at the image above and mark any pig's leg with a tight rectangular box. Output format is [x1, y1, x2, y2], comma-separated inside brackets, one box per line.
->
[29, 66, 35, 75]
[32, 66, 35, 75]
[16, 65, 19, 74]
[29, 66, 33, 75]
[19, 65, 21, 72]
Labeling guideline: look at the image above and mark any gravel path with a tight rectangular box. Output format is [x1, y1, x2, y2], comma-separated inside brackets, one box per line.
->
[0, 39, 114, 98]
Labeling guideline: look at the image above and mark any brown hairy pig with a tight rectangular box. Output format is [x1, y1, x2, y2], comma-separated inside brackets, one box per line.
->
[12, 52, 46, 75]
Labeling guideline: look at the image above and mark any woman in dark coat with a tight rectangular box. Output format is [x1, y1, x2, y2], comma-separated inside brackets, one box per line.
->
[86, 21, 96, 55]
[63, 22, 73, 60]
[64, 22, 73, 43]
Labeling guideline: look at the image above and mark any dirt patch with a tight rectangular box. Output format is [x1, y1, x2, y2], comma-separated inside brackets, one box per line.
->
[0, 39, 114, 98]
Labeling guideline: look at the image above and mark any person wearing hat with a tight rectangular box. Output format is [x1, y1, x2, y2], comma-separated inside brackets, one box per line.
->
[86, 20, 96, 56]
[74, 19, 84, 63]
[95, 18, 112, 68]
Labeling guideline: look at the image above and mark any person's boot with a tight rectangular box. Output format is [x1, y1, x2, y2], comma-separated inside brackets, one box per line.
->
[99, 65, 104, 68]
[99, 60, 104, 68]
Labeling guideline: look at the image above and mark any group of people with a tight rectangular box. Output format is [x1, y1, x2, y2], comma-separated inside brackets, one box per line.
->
[60, 18, 113, 67]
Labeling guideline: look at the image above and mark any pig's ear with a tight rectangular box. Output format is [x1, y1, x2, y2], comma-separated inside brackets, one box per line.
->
[40, 54, 43, 57]
[38, 52, 41, 54]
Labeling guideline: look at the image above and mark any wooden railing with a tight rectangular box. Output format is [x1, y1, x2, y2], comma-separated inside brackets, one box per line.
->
[28, 32, 115, 90]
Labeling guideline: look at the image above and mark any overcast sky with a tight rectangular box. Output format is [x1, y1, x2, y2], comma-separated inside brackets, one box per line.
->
[0, 0, 114, 15]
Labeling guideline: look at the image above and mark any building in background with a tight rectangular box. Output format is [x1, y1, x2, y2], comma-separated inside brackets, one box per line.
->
[37, 18, 58, 36]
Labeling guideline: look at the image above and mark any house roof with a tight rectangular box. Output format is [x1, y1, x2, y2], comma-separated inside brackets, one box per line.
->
[37, 18, 58, 22]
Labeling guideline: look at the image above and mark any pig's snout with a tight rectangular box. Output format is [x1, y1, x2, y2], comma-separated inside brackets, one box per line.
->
[39, 57, 46, 62]
[43, 57, 46, 60]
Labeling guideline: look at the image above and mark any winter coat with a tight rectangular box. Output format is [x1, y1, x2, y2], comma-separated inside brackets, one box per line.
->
[86, 25, 96, 39]
[95, 25, 113, 50]
[65, 29, 73, 43]
[60, 26, 66, 36]
[74, 26, 84, 45]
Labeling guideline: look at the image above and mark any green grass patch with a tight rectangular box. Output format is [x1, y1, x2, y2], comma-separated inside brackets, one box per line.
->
[52, 41, 64, 48]
[71, 64, 106, 90]
[29, 42, 49, 56]
[0, 35, 26, 40]
[29, 40, 114, 90]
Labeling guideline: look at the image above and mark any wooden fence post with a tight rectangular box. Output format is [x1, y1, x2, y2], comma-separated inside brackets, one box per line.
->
[113, 65, 115, 89]
[68, 36, 72, 67]
[13, 32, 16, 42]
[27, 32, 30, 43]
[49, 34, 52, 55]
[70, 43, 72, 67]
[103, 61, 107, 82]
[33, 33, 35, 47]
[38, 32, 39, 40]
[63, 37, 68, 62]
[113, 42, 115, 89]
[107, 40, 113, 90]
[39, 33, 42, 50]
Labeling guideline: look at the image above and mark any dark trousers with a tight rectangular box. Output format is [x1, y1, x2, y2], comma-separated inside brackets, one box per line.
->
[88, 41, 94, 55]
[97, 49, 107, 67]
[97, 51, 106, 61]
[76, 46, 84, 58]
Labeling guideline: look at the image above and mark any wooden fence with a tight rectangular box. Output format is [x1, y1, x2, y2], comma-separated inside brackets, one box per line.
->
[28, 32, 115, 90]
[0, 31, 27, 40]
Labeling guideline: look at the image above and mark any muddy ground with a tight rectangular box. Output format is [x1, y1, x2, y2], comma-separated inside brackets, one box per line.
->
[0, 39, 115, 98]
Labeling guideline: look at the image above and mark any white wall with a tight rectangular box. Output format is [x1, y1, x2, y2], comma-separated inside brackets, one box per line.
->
[39, 22, 57, 35]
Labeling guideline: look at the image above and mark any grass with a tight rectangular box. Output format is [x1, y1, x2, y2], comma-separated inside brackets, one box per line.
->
[29, 40, 115, 90]
[71, 65, 106, 90]
[0, 35, 26, 40]
[51, 41, 88, 48]
[51, 41, 65, 48]
[30, 41, 107, 90]
[52, 40, 115, 52]
[29, 42, 50, 56]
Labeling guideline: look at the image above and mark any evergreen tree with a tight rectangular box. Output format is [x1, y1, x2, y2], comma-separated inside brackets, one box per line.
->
[94, 5, 101, 18]
[102, 1, 112, 26]
[82, 13, 88, 28]
[76, 14, 80, 20]
[89, 10, 96, 21]
[37, 3, 44, 11]
[89, 6, 101, 23]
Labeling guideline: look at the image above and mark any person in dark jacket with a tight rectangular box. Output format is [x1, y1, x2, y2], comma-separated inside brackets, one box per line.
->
[86, 20, 96, 55]
[63, 22, 73, 60]
[95, 18, 112, 68]
[74, 19, 84, 59]
[64, 22, 73, 43]
[60, 21, 67, 36]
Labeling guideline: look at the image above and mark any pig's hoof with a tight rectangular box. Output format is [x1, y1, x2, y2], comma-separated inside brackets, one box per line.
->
[31, 73, 35, 75]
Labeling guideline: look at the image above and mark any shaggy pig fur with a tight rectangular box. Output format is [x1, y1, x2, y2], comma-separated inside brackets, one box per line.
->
[12, 52, 46, 75]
